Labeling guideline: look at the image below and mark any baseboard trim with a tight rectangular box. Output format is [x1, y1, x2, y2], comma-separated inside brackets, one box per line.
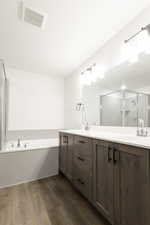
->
[0, 172, 59, 189]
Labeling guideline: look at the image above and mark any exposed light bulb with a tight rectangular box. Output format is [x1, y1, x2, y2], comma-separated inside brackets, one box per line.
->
[92, 65, 105, 82]
[80, 73, 85, 86]
[121, 85, 127, 90]
[138, 30, 150, 55]
[80, 69, 92, 86]
[121, 41, 138, 64]
[80, 64, 106, 86]
[85, 70, 92, 85]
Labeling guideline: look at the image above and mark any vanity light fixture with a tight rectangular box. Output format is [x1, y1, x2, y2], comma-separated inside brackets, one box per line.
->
[80, 64, 105, 86]
[80, 67, 92, 86]
[124, 24, 150, 44]
[121, 42, 139, 64]
[92, 64, 105, 80]
[122, 24, 150, 64]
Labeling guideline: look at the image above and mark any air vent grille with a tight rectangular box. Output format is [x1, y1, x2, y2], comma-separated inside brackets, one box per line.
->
[22, 3, 47, 29]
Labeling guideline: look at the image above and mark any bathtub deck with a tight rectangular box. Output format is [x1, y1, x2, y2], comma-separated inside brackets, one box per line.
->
[0, 175, 108, 225]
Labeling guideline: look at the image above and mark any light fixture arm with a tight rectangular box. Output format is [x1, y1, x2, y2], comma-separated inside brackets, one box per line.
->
[124, 24, 150, 43]
[81, 63, 96, 75]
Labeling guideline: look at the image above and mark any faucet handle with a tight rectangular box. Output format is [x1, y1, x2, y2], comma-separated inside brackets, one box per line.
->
[139, 118, 144, 128]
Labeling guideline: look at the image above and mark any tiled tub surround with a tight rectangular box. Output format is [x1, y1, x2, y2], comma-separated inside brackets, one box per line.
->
[7, 129, 59, 140]
[61, 126, 150, 149]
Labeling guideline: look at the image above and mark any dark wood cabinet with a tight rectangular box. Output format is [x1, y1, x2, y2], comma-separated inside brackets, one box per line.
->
[59, 133, 67, 175]
[93, 140, 114, 224]
[74, 135, 92, 157]
[115, 145, 150, 225]
[93, 141, 150, 225]
[72, 135, 92, 201]
[59, 133, 73, 181]
[60, 132, 150, 225]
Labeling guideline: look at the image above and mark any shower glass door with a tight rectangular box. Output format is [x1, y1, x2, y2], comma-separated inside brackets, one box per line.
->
[123, 91, 138, 127]
[0, 60, 7, 150]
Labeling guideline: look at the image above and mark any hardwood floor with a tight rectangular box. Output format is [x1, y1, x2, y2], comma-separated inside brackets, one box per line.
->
[0, 175, 109, 225]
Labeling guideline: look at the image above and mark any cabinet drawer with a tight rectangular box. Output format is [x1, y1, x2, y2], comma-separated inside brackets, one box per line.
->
[73, 167, 91, 200]
[73, 154, 92, 173]
[74, 136, 92, 157]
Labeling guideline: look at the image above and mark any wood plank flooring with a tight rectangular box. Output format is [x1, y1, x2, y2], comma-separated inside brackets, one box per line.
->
[0, 175, 109, 225]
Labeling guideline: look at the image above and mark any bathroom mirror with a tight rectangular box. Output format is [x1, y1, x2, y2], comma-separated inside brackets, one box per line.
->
[81, 53, 150, 127]
[100, 90, 150, 127]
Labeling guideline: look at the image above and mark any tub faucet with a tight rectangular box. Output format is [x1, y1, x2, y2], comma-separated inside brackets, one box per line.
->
[17, 139, 21, 147]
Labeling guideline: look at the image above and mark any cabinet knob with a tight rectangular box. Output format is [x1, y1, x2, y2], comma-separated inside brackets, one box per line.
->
[77, 156, 85, 162]
[63, 135, 68, 144]
[77, 178, 85, 185]
[79, 140, 86, 144]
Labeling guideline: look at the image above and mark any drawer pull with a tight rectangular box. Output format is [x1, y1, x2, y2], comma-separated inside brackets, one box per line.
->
[77, 156, 85, 162]
[79, 140, 86, 144]
[63, 135, 68, 144]
[77, 178, 85, 185]
[108, 147, 112, 162]
[113, 148, 118, 164]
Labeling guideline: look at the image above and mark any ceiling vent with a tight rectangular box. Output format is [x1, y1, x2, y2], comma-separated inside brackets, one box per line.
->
[21, 2, 47, 29]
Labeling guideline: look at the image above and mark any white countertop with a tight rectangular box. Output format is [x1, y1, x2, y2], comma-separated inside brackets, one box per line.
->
[60, 129, 150, 150]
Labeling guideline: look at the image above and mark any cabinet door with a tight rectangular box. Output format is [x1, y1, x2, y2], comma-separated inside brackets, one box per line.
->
[66, 134, 74, 181]
[117, 145, 150, 225]
[93, 140, 114, 224]
[59, 133, 68, 174]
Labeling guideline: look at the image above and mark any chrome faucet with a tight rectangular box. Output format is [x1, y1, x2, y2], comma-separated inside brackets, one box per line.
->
[137, 119, 148, 137]
[17, 138, 21, 147]
[76, 102, 90, 130]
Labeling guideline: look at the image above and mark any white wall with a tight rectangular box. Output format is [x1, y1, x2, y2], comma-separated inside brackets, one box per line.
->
[64, 6, 150, 129]
[82, 86, 101, 125]
[64, 73, 81, 129]
[7, 68, 64, 130]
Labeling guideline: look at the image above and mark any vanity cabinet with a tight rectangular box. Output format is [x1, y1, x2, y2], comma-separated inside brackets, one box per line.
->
[72, 136, 93, 201]
[59, 133, 73, 181]
[59, 132, 150, 225]
[93, 140, 150, 225]
[93, 140, 114, 224]
[115, 144, 150, 225]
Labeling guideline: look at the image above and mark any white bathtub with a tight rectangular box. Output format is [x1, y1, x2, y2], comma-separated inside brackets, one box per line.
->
[4, 138, 59, 152]
[0, 138, 59, 188]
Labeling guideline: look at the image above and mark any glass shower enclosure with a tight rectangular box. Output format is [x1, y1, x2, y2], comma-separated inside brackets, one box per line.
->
[0, 60, 8, 150]
[100, 90, 150, 127]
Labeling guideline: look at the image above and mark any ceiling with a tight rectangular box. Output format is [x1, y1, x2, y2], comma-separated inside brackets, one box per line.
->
[0, 0, 150, 77]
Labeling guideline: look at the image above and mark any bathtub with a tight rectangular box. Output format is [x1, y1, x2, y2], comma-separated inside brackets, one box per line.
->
[4, 138, 59, 152]
[0, 138, 59, 188]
